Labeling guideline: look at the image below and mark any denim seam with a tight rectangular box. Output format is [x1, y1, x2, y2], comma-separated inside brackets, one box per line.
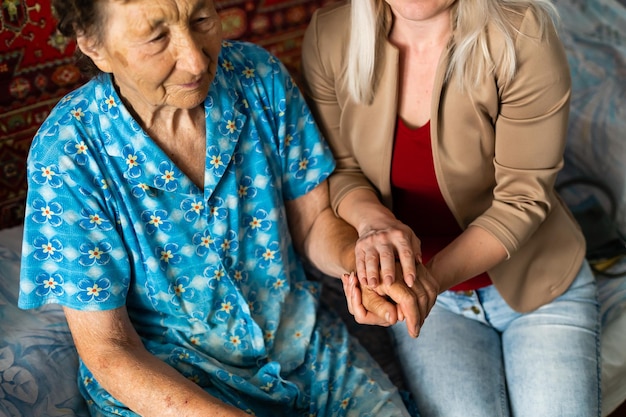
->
[595, 298, 602, 417]
[499, 378, 509, 417]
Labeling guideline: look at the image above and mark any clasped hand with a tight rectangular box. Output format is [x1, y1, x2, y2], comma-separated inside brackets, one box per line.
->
[343, 221, 439, 338]
[341, 263, 438, 338]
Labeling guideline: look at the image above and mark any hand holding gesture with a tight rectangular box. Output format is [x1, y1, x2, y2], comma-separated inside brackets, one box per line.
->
[341, 262, 439, 338]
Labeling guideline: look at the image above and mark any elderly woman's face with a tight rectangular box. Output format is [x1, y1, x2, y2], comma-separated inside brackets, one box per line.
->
[83, 0, 222, 111]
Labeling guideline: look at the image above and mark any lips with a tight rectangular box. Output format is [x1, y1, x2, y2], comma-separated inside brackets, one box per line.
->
[181, 77, 203, 88]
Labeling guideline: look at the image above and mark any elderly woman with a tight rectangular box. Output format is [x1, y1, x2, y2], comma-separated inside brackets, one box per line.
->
[17, 1, 415, 416]
[301, 0, 600, 416]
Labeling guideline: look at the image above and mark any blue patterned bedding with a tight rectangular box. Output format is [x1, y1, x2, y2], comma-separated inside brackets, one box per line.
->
[0, 240, 88, 417]
[554, 0, 626, 232]
[0, 0, 625, 415]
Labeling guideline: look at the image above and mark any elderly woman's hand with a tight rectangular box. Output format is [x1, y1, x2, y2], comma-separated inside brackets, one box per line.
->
[342, 263, 439, 338]
[341, 272, 403, 326]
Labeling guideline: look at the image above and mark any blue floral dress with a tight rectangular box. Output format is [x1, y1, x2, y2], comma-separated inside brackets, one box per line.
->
[18, 41, 408, 417]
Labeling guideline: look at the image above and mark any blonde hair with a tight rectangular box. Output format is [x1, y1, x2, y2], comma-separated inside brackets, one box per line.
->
[347, 0, 559, 103]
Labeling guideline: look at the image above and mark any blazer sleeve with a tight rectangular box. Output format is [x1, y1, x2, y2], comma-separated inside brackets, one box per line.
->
[301, 6, 378, 214]
[470, 7, 572, 254]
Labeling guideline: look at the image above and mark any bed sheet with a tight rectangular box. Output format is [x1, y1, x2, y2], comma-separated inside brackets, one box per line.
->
[0, 226, 89, 417]
[554, 0, 626, 233]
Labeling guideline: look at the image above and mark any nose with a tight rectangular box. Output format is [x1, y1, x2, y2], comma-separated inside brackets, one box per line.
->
[175, 31, 210, 74]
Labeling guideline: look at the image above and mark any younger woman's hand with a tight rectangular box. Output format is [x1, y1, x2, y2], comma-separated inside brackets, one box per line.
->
[355, 218, 422, 289]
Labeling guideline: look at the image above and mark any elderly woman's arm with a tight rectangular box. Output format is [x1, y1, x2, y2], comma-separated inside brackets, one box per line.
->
[63, 306, 250, 417]
[286, 180, 357, 277]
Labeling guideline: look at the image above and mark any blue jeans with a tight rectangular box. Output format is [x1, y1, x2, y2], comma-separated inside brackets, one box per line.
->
[391, 261, 601, 417]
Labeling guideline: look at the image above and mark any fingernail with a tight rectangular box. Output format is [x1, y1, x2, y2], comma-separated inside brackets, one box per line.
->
[414, 325, 420, 338]
[384, 275, 394, 286]
[407, 275, 415, 288]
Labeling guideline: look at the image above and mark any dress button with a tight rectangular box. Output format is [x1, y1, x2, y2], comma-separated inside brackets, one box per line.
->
[471, 306, 481, 314]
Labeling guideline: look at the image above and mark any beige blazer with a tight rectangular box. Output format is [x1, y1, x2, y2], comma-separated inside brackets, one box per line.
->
[301, 1, 586, 312]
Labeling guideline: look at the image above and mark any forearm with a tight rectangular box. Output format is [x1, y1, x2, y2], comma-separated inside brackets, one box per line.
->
[286, 180, 358, 277]
[427, 225, 507, 291]
[86, 345, 246, 417]
[337, 188, 397, 235]
[63, 307, 248, 417]
[303, 206, 358, 277]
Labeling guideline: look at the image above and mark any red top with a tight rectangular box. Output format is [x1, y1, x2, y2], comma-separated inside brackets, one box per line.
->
[390, 117, 491, 291]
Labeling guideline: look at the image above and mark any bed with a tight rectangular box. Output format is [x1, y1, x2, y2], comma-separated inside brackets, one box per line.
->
[1, 0, 625, 415]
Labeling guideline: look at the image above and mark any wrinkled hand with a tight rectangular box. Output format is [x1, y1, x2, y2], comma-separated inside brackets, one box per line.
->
[342, 272, 403, 326]
[355, 219, 421, 289]
[341, 263, 439, 338]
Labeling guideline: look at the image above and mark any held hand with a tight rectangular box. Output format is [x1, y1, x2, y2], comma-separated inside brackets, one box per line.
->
[377, 262, 437, 338]
[341, 272, 402, 326]
[355, 219, 422, 289]
[398, 262, 439, 337]
[342, 264, 439, 338]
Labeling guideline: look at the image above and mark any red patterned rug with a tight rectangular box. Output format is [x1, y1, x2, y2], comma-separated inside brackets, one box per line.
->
[217, 0, 340, 77]
[0, 0, 339, 229]
[0, 1, 83, 228]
